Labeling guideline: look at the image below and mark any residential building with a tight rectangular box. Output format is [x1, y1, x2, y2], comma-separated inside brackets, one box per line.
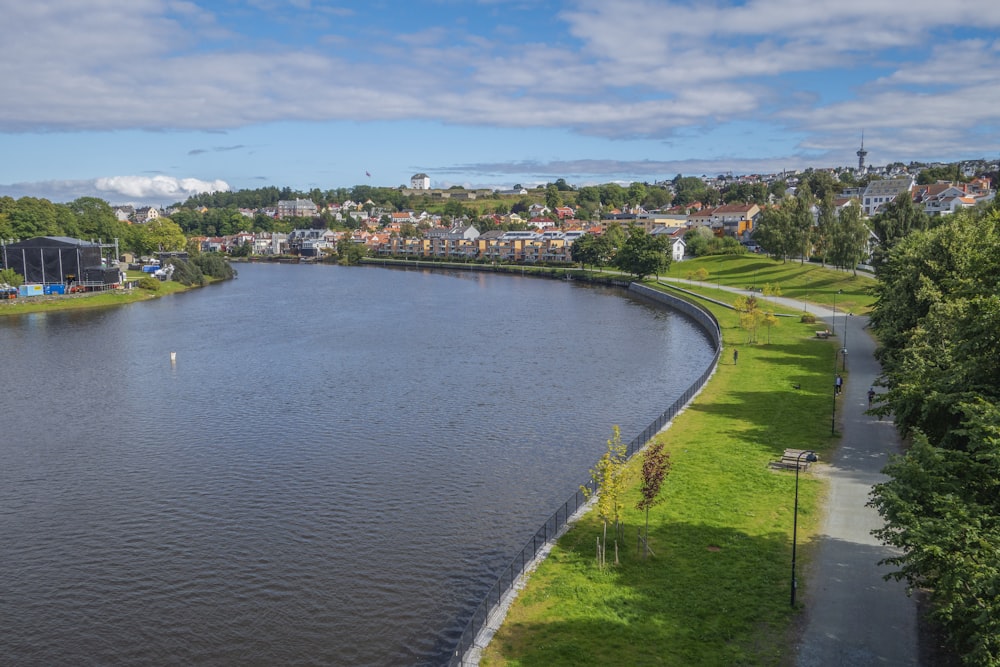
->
[861, 177, 914, 216]
[134, 206, 159, 224]
[276, 199, 318, 218]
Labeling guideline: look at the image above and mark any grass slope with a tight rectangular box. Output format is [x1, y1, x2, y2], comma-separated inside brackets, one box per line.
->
[665, 255, 876, 315]
[481, 275, 845, 666]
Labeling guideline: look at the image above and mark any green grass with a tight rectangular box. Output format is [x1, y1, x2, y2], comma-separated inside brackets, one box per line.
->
[481, 280, 841, 667]
[665, 255, 876, 315]
[0, 280, 191, 317]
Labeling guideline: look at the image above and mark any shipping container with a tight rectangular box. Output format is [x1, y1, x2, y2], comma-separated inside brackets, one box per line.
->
[18, 284, 44, 297]
[43, 284, 66, 295]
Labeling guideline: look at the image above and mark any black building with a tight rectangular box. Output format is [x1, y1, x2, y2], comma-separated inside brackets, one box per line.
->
[1, 236, 106, 285]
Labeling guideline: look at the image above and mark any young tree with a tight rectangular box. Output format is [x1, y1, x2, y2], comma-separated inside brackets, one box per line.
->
[636, 441, 670, 559]
[582, 426, 629, 568]
[734, 294, 765, 343]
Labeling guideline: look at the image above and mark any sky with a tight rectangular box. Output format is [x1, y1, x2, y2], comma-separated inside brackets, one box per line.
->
[2, 0, 999, 206]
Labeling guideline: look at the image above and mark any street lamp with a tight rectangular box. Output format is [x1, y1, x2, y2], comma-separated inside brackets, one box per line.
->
[791, 449, 819, 607]
[831, 289, 841, 335]
[841, 347, 848, 371]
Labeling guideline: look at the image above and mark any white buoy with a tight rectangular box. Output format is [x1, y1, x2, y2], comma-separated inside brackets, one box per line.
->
[170, 352, 177, 364]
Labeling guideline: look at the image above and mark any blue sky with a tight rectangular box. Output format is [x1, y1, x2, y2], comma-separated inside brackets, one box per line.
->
[2, 0, 998, 206]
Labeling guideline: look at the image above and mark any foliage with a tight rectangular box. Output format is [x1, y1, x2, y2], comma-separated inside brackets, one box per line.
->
[0, 267, 24, 287]
[869, 204, 1000, 663]
[827, 201, 869, 273]
[734, 294, 765, 343]
[192, 252, 236, 280]
[636, 441, 670, 558]
[869, 192, 929, 270]
[723, 181, 769, 205]
[337, 237, 369, 265]
[753, 203, 797, 261]
[137, 276, 161, 291]
[613, 227, 671, 280]
[685, 267, 710, 283]
[582, 426, 629, 568]
[570, 232, 613, 269]
[916, 164, 965, 185]
[167, 259, 205, 286]
[138, 218, 187, 254]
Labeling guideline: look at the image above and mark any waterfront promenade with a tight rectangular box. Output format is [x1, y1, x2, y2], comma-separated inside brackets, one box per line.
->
[665, 280, 920, 665]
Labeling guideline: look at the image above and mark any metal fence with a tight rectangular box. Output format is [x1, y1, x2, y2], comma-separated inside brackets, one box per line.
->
[448, 283, 722, 666]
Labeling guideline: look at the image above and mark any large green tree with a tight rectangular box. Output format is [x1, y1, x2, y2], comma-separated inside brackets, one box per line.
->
[570, 232, 613, 269]
[827, 202, 869, 274]
[869, 191, 929, 270]
[753, 203, 797, 261]
[613, 227, 671, 280]
[869, 203, 1000, 664]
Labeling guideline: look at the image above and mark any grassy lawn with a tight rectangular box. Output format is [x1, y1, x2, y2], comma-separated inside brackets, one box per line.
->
[664, 255, 876, 315]
[0, 280, 190, 317]
[481, 278, 842, 666]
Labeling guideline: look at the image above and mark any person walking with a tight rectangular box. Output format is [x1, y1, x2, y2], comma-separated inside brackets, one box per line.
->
[868, 386, 876, 408]
[733, 349, 738, 365]
[835, 374, 843, 395]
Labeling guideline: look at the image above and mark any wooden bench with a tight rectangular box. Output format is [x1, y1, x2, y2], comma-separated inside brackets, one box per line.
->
[769, 448, 819, 471]
[815, 330, 830, 339]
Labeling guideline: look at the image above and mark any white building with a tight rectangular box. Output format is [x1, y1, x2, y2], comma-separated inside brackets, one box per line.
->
[410, 173, 431, 190]
[862, 177, 914, 216]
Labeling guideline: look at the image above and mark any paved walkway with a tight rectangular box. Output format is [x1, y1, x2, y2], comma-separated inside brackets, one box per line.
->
[661, 279, 921, 665]
[794, 311, 919, 666]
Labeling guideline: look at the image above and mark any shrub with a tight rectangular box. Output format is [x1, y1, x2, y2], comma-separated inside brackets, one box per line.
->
[138, 276, 161, 291]
[0, 267, 24, 288]
[800, 313, 816, 324]
[192, 253, 236, 280]
[168, 259, 205, 286]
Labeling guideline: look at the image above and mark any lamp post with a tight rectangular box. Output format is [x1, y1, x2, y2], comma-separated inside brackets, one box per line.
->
[791, 449, 819, 607]
[831, 289, 841, 335]
[841, 347, 848, 371]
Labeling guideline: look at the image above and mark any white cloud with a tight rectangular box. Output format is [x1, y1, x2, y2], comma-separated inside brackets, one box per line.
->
[1, 176, 230, 206]
[2, 0, 1000, 168]
[95, 176, 231, 199]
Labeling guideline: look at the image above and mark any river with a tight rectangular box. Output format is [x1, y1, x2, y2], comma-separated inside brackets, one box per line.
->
[0, 262, 714, 666]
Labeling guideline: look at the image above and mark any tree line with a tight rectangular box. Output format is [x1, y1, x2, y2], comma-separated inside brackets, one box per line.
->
[867, 197, 1000, 665]
[0, 196, 187, 256]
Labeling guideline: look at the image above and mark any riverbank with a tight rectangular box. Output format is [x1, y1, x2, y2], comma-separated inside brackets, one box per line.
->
[477, 279, 840, 666]
[0, 282, 190, 317]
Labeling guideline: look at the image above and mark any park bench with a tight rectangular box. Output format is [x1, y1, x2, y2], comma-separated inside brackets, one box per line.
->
[815, 330, 831, 339]
[769, 448, 819, 471]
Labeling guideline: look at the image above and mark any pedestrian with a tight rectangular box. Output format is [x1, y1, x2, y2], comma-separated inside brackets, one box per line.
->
[733, 349, 738, 365]
[835, 374, 843, 395]
[868, 387, 876, 408]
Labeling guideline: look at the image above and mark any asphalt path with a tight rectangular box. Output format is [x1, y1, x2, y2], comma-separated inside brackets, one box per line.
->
[661, 279, 920, 665]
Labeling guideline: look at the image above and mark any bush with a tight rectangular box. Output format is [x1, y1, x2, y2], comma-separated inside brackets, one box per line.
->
[800, 313, 816, 324]
[138, 276, 161, 291]
[0, 267, 24, 288]
[192, 253, 236, 280]
[168, 259, 205, 286]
